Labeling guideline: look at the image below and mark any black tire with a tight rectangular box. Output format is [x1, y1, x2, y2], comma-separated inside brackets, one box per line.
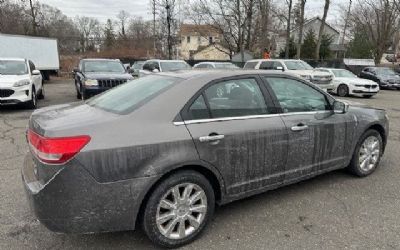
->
[25, 87, 37, 109]
[37, 85, 45, 99]
[337, 84, 349, 97]
[76, 82, 82, 99]
[143, 170, 215, 248]
[347, 130, 383, 177]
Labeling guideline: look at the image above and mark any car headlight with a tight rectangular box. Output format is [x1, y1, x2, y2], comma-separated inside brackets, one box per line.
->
[13, 80, 31, 87]
[300, 75, 312, 80]
[84, 79, 98, 86]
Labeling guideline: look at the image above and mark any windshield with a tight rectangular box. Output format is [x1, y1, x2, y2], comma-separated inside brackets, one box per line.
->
[83, 61, 125, 73]
[214, 63, 239, 69]
[375, 67, 396, 76]
[284, 61, 314, 70]
[332, 69, 356, 78]
[160, 62, 191, 72]
[87, 75, 180, 114]
[0, 60, 28, 75]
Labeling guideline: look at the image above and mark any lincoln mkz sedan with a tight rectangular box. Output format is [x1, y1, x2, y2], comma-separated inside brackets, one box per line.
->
[22, 71, 389, 248]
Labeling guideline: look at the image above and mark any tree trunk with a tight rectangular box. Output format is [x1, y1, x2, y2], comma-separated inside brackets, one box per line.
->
[315, 0, 330, 60]
[259, 0, 271, 51]
[296, 0, 306, 59]
[166, 2, 172, 60]
[245, 0, 254, 50]
[29, 0, 37, 35]
[285, 0, 293, 59]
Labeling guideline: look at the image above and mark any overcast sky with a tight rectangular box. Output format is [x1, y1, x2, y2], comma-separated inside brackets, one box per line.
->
[40, 0, 346, 24]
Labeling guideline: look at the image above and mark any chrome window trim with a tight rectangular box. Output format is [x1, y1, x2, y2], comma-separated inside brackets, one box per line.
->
[174, 111, 330, 126]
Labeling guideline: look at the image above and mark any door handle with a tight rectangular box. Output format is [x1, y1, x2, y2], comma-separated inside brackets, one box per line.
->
[291, 124, 308, 132]
[199, 134, 225, 143]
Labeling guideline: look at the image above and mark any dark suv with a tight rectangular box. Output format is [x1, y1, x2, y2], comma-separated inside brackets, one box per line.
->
[359, 67, 400, 89]
[74, 59, 134, 99]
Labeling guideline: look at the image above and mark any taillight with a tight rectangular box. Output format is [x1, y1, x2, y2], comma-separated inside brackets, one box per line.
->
[27, 129, 90, 164]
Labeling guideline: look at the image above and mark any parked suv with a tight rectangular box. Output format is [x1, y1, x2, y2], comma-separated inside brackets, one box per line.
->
[141, 60, 191, 75]
[359, 67, 400, 89]
[244, 59, 334, 91]
[0, 58, 44, 108]
[74, 59, 134, 100]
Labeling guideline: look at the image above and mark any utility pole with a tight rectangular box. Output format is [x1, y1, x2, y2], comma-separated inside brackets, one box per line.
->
[29, 0, 37, 35]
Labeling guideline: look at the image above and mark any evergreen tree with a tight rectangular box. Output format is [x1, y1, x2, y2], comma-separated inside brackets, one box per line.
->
[301, 29, 316, 59]
[279, 37, 297, 58]
[319, 34, 333, 59]
[347, 26, 373, 59]
[104, 19, 115, 49]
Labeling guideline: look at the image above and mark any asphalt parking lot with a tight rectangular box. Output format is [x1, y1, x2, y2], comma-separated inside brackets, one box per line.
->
[1, 79, 400, 250]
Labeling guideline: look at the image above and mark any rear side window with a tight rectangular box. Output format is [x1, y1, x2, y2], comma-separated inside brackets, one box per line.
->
[243, 62, 258, 69]
[259, 61, 274, 70]
[187, 78, 268, 120]
[87, 75, 180, 114]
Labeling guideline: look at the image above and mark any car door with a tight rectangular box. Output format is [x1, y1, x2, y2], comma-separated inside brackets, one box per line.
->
[29, 61, 42, 93]
[181, 76, 288, 195]
[261, 76, 352, 181]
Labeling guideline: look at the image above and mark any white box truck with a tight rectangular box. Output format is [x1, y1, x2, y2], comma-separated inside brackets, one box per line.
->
[0, 33, 59, 80]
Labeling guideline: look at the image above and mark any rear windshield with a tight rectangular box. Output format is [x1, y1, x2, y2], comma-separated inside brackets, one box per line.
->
[244, 61, 258, 69]
[160, 62, 191, 71]
[87, 75, 181, 114]
[284, 61, 313, 70]
[214, 63, 239, 69]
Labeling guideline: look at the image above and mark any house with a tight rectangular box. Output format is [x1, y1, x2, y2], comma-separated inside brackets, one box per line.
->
[178, 24, 229, 60]
[276, 17, 346, 58]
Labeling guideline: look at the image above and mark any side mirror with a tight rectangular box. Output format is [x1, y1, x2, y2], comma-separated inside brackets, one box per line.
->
[32, 69, 41, 75]
[152, 68, 160, 73]
[333, 101, 349, 114]
[276, 66, 284, 71]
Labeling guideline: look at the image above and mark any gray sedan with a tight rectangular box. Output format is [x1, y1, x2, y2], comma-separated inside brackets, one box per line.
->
[22, 71, 389, 248]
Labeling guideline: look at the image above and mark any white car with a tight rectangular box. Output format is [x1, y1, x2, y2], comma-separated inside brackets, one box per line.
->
[140, 60, 191, 76]
[316, 68, 379, 98]
[244, 59, 334, 91]
[193, 62, 239, 69]
[0, 58, 44, 108]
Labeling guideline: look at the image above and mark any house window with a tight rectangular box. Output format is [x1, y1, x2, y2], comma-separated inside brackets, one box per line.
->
[209, 36, 213, 44]
[187, 36, 191, 43]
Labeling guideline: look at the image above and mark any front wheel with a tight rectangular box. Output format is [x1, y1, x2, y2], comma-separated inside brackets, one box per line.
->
[143, 170, 215, 248]
[337, 84, 349, 97]
[347, 130, 383, 177]
[25, 87, 37, 109]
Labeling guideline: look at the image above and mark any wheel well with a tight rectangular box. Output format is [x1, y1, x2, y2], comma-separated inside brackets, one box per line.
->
[368, 124, 387, 150]
[135, 165, 222, 228]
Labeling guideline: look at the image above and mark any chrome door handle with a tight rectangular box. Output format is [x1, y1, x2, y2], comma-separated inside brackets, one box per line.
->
[199, 134, 225, 142]
[291, 124, 308, 132]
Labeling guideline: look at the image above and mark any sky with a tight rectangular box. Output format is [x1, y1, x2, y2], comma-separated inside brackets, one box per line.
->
[40, 0, 347, 24]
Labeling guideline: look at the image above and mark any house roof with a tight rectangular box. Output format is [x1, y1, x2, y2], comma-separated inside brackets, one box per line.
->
[192, 43, 228, 56]
[180, 24, 221, 36]
[292, 17, 339, 35]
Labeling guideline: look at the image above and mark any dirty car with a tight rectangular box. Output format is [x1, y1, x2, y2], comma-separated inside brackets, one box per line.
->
[22, 70, 389, 248]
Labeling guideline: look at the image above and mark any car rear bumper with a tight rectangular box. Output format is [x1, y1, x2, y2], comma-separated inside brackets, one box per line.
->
[22, 154, 159, 234]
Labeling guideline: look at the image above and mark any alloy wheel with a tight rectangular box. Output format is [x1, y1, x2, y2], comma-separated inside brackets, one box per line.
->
[359, 136, 380, 172]
[156, 183, 207, 240]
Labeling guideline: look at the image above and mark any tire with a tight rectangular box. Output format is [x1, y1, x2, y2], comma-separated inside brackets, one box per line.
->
[76, 82, 82, 99]
[347, 130, 383, 177]
[37, 85, 45, 100]
[337, 84, 349, 97]
[26, 87, 37, 109]
[143, 170, 215, 248]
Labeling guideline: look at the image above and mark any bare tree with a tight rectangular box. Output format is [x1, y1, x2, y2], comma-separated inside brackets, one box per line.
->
[284, 0, 293, 58]
[351, 0, 399, 64]
[75, 16, 100, 52]
[117, 10, 130, 38]
[296, 0, 306, 59]
[341, 0, 352, 45]
[315, 0, 330, 60]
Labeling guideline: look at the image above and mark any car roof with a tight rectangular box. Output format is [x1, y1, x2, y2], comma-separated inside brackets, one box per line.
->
[81, 58, 120, 61]
[0, 57, 26, 61]
[246, 59, 302, 63]
[156, 70, 293, 80]
[318, 68, 346, 71]
[146, 59, 187, 63]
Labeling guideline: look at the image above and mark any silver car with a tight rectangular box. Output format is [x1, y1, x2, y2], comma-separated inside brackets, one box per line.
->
[22, 70, 389, 248]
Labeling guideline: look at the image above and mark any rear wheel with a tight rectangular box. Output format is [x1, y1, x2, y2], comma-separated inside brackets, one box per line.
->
[337, 84, 349, 97]
[347, 130, 383, 177]
[143, 170, 215, 248]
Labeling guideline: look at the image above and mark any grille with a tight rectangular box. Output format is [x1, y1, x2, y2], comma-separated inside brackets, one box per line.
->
[98, 79, 128, 88]
[364, 85, 378, 89]
[0, 89, 14, 98]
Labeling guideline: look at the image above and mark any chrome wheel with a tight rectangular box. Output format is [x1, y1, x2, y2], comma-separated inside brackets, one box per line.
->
[156, 183, 207, 240]
[359, 136, 380, 172]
